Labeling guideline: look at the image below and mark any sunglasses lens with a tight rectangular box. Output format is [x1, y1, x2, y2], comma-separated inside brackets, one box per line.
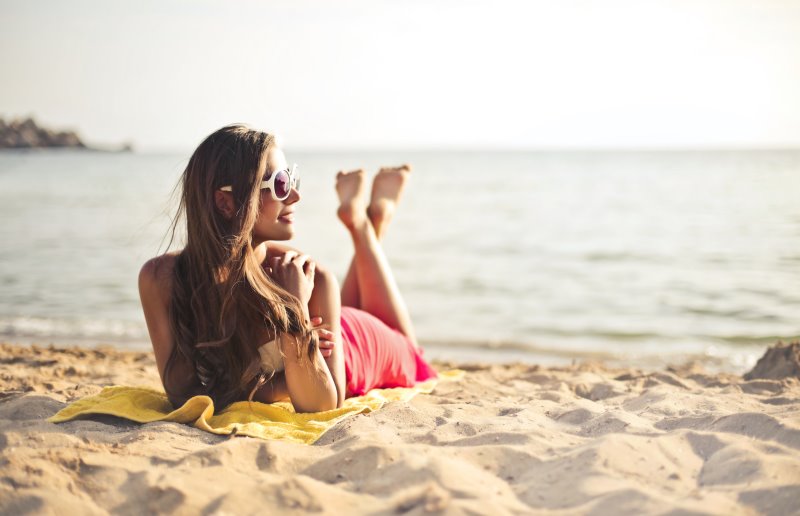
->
[273, 170, 291, 199]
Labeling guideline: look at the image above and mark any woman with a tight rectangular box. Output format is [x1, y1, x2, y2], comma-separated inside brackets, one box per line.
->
[138, 125, 436, 413]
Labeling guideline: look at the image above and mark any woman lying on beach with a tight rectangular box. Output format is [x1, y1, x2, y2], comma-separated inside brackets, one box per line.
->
[138, 125, 436, 413]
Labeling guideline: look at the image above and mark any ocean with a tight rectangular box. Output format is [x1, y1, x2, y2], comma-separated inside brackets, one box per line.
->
[1, 149, 798, 372]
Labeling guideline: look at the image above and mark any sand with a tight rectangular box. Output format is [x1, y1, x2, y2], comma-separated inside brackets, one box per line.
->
[1, 342, 799, 515]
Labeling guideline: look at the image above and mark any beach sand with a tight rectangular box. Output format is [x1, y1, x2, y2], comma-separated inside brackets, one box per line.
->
[1, 342, 799, 515]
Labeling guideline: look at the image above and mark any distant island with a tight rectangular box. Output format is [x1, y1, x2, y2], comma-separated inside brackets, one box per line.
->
[0, 117, 132, 151]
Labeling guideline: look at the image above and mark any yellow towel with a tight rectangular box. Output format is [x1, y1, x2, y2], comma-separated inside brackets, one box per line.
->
[48, 370, 464, 444]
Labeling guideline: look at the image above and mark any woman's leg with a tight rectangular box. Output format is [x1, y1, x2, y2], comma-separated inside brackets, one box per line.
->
[336, 167, 417, 346]
[340, 165, 411, 309]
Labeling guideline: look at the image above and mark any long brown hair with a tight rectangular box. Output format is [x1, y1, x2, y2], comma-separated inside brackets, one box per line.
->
[164, 124, 316, 407]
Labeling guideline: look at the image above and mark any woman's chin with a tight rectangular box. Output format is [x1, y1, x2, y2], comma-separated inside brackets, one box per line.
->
[254, 228, 293, 243]
[273, 227, 295, 241]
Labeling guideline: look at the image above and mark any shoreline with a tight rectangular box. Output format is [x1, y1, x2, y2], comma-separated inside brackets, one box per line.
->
[1, 342, 798, 513]
[0, 333, 777, 376]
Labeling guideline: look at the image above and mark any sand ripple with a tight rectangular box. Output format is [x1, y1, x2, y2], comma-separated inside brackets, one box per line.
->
[1, 343, 799, 514]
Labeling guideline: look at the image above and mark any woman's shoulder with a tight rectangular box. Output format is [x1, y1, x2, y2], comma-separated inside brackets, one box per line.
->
[138, 251, 181, 302]
[138, 251, 200, 404]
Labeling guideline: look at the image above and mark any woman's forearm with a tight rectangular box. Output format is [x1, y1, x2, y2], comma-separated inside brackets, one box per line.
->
[280, 335, 338, 413]
[306, 266, 346, 407]
[259, 242, 345, 409]
[252, 372, 290, 403]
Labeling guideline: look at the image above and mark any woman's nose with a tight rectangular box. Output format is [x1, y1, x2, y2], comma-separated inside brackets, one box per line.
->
[286, 187, 301, 205]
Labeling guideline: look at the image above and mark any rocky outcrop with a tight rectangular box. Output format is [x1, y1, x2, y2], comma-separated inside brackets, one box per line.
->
[744, 341, 800, 380]
[0, 117, 87, 149]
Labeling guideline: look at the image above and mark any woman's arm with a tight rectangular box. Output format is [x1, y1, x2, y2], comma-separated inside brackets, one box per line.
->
[261, 241, 347, 408]
[139, 255, 178, 386]
[307, 268, 346, 407]
[267, 251, 339, 412]
[252, 371, 290, 403]
[280, 332, 338, 412]
[138, 254, 201, 405]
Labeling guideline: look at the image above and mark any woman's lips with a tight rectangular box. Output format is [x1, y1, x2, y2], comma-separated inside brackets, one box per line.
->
[278, 213, 294, 224]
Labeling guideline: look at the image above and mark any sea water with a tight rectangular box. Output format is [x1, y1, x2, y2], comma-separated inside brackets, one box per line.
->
[1, 149, 798, 372]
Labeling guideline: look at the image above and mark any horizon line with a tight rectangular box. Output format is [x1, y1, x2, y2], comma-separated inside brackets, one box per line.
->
[126, 144, 800, 155]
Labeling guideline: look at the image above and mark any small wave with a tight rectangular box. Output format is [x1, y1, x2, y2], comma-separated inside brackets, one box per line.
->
[421, 337, 622, 361]
[717, 334, 800, 346]
[0, 316, 147, 344]
[515, 326, 670, 342]
[498, 325, 799, 348]
[680, 306, 780, 321]
[420, 334, 773, 374]
[583, 251, 665, 263]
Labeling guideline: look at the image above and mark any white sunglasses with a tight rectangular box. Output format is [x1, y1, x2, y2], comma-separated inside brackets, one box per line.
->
[219, 164, 299, 201]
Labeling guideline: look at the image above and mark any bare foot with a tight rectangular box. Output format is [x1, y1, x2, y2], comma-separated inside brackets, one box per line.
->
[336, 169, 368, 230]
[368, 164, 411, 239]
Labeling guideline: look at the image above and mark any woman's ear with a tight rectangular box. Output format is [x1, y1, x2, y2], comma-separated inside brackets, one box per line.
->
[214, 190, 235, 219]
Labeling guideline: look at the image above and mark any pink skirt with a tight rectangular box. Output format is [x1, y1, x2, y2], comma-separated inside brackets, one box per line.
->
[340, 306, 438, 396]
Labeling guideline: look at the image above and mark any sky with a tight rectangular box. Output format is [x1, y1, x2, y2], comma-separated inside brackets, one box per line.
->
[1, 0, 800, 151]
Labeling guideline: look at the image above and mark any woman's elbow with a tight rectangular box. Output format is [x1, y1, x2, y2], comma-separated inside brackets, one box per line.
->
[313, 262, 338, 289]
[293, 393, 339, 414]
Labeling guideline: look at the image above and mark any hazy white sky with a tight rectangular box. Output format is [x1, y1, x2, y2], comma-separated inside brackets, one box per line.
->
[1, 0, 799, 150]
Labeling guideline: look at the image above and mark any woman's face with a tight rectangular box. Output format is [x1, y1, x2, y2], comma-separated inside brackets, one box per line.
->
[251, 145, 300, 244]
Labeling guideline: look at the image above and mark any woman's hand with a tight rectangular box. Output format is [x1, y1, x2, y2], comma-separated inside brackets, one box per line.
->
[266, 251, 316, 307]
[310, 316, 336, 358]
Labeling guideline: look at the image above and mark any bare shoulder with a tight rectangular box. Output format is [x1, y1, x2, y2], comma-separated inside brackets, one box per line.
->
[139, 251, 183, 387]
[139, 252, 180, 302]
[140, 251, 179, 282]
